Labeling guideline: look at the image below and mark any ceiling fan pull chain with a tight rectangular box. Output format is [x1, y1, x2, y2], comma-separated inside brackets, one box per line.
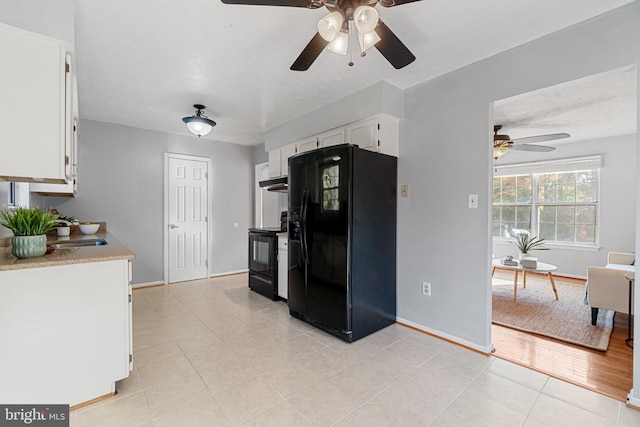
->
[348, 21, 354, 67]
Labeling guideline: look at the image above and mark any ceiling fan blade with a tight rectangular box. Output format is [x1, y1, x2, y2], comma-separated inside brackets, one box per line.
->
[220, 0, 318, 7]
[511, 133, 570, 145]
[290, 32, 329, 71]
[378, 0, 423, 7]
[373, 20, 416, 69]
[511, 144, 556, 152]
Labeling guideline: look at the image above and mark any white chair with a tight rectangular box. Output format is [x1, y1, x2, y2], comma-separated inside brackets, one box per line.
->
[587, 252, 635, 325]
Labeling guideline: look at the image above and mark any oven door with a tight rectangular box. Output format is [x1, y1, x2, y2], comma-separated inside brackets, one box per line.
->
[248, 231, 276, 278]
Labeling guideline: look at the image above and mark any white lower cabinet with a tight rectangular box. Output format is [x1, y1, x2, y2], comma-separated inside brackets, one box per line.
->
[278, 235, 288, 299]
[0, 259, 132, 406]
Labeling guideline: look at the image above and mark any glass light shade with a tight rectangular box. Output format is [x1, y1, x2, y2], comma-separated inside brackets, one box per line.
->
[318, 11, 344, 42]
[184, 118, 214, 137]
[358, 30, 381, 53]
[328, 30, 348, 55]
[493, 145, 510, 160]
[353, 6, 379, 34]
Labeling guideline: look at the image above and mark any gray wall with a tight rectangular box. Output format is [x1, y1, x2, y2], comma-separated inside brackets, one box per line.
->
[492, 134, 636, 277]
[397, 3, 639, 352]
[49, 120, 254, 285]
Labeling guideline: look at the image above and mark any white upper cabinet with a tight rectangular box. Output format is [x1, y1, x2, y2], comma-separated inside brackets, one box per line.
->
[345, 118, 379, 151]
[280, 144, 296, 176]
[268, 142, 297, 178]
[0, 25, 74, 184]
[318, 128, 345, 148]
[296, 136, 318, 154]
[266, 114, 399, 178]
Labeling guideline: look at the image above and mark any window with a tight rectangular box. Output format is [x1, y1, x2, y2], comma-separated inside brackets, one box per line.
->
[321, 164, 340, 212]
[493, 156, 600, 246]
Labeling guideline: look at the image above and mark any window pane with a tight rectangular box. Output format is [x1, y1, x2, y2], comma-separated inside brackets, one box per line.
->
[557, 205, 575, 224]
[576, 182, 597, 202]
[538, 205, 556, 223]
[492, 206, 500, 221]
[493, 178, 501, 203]
[576, 224, 596, 244]
[539, 223, 555, 240]
[557, 184, 576, 202]
[501, 184, 516, 203]
[516, 206, 531, 223]
[538, 181, 555, 203]
[556, 224, 575, 242]
[576, 205, 596, 224]
[502, 206, 515, 222]
[516, 175, 532, 202]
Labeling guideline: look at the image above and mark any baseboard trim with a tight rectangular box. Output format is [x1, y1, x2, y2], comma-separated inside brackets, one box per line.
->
[627, 389, 640, 410]
[396, 316, 493, 355]
[132, 281, 164, 289]
[210, 269, 248, 278]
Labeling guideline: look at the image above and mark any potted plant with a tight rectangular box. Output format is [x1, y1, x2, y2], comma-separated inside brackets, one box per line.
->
[511, 232, 549, 259]
[0, 207, 59, 258]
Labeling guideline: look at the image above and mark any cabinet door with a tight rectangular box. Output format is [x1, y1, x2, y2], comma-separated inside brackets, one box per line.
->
[346, 118, 379, 151]
[280, 144, 297, 177]
[296, 137, 318, 154]
[0, 26, 68, 183]
[318, 128, 345, 148]
[268, 149, 281, 178]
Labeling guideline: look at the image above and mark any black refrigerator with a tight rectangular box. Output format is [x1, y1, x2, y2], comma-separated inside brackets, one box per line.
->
[288, 144, 397, 342]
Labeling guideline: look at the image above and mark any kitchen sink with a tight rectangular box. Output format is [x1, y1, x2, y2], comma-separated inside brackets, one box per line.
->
[48, 239, 108, 249]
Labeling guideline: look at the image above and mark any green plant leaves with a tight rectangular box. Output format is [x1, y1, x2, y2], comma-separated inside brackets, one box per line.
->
[512, 233, 549, 253]
[0, 208, 59, 236]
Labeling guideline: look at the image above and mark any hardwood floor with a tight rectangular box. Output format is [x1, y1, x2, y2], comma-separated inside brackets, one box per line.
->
[491, 273, 633, 402]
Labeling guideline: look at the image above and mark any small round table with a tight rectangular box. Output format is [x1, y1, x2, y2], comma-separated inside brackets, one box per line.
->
[492, 259, 559, 301]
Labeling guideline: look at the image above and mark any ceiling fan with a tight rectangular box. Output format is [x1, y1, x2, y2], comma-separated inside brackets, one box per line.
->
[493, 125, 570, 160]
[220, 0, 421, 71]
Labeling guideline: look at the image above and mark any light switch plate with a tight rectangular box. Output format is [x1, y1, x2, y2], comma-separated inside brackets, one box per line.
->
[468, 194, 478, 209]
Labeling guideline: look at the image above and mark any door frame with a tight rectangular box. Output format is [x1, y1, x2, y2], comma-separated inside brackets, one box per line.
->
[163, 152, 213, 284]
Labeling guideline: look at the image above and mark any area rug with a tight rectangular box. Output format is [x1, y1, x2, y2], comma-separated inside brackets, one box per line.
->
[492, 273, 614, 351]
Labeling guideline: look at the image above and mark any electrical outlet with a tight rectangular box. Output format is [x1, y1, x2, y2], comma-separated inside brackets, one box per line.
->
[400, 184, 409, 198]
[422, 281, 431, 296]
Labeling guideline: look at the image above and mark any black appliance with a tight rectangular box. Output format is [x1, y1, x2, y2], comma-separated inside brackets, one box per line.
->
[259, 176, 288, 193]
[288, 144, 397, 342]
[248, 228, 281, 300]
[280, 211, 288, 231]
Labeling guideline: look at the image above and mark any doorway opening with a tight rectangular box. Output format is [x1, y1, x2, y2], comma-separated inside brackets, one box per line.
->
[490, 67, 637, 402]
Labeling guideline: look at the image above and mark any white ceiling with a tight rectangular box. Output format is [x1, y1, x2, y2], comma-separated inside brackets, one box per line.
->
[73, 0, 636, 146]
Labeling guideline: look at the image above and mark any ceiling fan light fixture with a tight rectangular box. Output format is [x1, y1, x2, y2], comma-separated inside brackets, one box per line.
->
[318, 11, 344, 42]
[353, 6, 379, 34]
[182, 104, 216, 138]
[493, 144, 510, 160]
[358, 30, 381, 53]
[328, 28, 349, 55]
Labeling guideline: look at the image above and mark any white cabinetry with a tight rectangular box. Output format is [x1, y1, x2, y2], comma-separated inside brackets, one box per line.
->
[268, 142, 297, 178]
[296, 136, 319, 154]
[0, 25, 75, 184]
[278, 235, 288, 300]
[346, 118, 379, 151]
[318, 128, 345, 148]
[0, 259, 132, 406]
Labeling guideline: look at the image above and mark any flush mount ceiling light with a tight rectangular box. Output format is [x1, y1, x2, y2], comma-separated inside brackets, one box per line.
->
[182, 104, 216, 137]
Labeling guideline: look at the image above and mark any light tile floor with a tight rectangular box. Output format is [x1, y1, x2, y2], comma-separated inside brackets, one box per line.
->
[70, 273, 640, 426]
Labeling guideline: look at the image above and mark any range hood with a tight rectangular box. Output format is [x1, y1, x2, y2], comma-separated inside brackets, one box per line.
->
[259, 176, 288, 193]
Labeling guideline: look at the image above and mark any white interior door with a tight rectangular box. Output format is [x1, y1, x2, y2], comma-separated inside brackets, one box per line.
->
[166, 154, 209, 283]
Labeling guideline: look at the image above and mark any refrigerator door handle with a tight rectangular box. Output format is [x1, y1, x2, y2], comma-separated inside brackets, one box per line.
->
[301, 190, 310, 264]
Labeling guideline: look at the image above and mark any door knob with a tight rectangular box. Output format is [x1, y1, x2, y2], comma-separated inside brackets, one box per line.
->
[168, 224, 179, 229]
